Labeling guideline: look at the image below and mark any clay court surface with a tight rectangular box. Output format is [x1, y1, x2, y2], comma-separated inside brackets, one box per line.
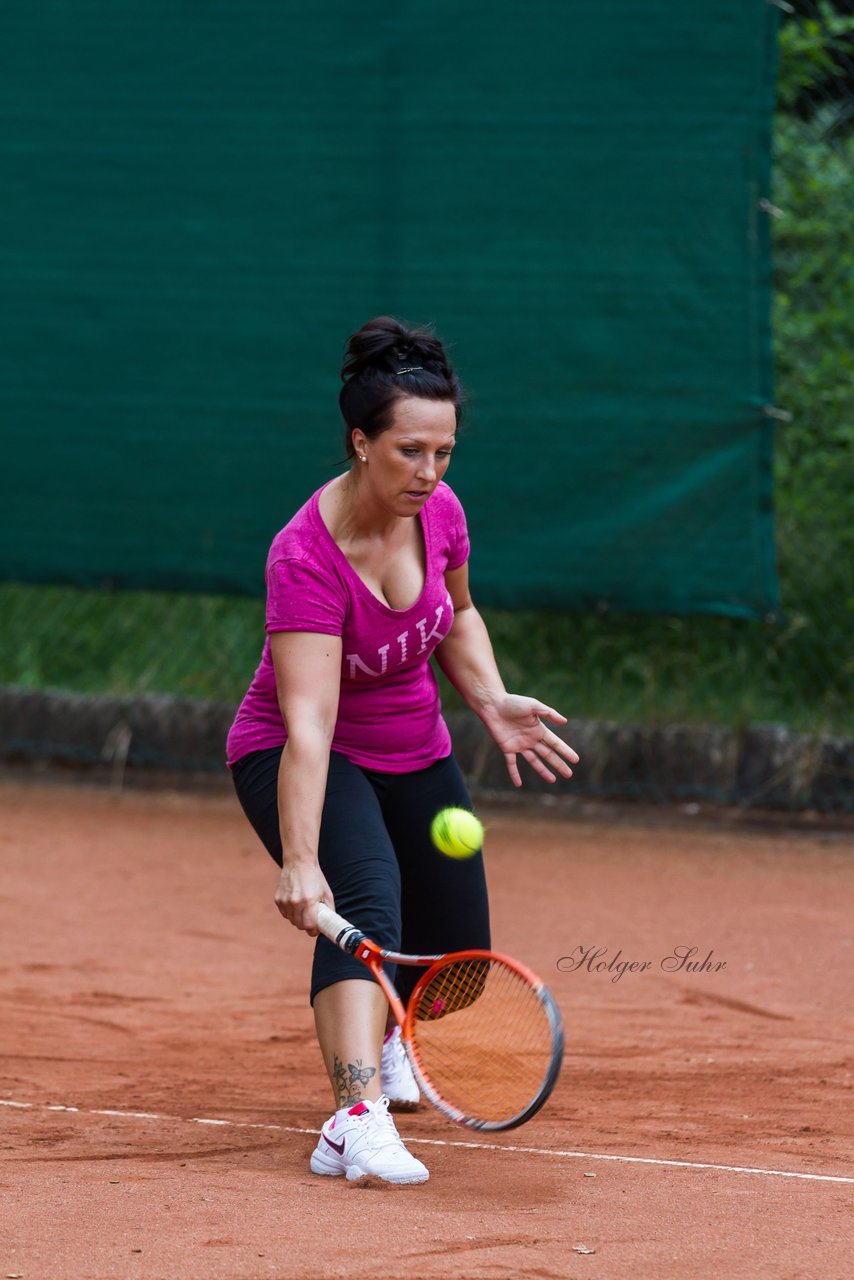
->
[1, 780, 852, 1279]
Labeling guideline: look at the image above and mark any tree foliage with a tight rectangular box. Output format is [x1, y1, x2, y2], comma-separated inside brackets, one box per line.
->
[778, 0, 854, 129]
[771, 5, 853, 697]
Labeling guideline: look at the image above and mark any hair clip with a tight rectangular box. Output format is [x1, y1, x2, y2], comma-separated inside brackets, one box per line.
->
[395, 366, 423, 375]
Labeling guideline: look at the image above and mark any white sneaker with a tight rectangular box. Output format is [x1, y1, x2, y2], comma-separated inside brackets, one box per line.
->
[381, 1026, 421, 1110]
[310, 1095, 429, 1184]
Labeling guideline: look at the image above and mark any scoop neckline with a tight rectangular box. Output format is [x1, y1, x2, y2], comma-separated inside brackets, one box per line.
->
[310, 480, 432, 618]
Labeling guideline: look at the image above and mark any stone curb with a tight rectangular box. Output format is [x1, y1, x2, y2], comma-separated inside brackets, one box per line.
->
[0, 687, 851, 814]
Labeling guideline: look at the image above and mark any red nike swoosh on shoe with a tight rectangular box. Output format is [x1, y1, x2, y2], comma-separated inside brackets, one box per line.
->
[324, 1133, 346, 1156]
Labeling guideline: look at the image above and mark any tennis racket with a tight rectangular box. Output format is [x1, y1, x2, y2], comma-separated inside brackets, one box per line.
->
[315, 902, 564, 1132]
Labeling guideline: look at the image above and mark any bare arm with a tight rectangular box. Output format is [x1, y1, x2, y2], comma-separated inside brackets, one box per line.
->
[270, 630, 343, 934]
[435, 563, 579, 788]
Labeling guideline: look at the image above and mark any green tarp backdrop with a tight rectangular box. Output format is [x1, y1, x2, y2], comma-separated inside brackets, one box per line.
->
[1, 2, 779, 616]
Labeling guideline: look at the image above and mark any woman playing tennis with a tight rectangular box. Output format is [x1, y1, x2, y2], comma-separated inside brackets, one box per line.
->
[227, 317, 579, 1184]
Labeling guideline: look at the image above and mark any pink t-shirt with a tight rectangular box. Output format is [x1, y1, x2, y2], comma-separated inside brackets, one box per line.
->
[226, 480, 470, 772]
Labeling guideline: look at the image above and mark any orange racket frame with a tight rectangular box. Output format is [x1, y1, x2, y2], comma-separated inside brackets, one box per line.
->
[316, 902, 564, 1131]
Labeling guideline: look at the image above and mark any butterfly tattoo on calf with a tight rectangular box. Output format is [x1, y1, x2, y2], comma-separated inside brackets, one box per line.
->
[348, 1060, 376, 1088]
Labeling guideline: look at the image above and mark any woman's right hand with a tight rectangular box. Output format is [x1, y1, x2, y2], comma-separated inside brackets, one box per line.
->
[274, 861, 333, 936]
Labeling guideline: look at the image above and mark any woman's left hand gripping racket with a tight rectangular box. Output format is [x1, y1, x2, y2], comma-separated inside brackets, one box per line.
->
[315, 903, 564, 1132]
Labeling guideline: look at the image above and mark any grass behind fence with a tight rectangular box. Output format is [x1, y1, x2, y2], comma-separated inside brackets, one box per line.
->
[1, 580, 849, 736]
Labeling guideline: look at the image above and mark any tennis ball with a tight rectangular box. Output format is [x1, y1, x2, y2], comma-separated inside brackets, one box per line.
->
[430, 807, 484, 859]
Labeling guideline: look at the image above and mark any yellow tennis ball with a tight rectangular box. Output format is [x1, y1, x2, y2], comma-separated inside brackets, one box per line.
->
[430, 807, 484, 859]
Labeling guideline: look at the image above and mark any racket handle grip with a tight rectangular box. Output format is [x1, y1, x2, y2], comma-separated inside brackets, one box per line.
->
[315, 902, 366, 955]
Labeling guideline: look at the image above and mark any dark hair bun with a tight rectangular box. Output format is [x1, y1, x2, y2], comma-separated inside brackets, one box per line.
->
[338, 316, 464, 457]
[341, 316, 452, 381]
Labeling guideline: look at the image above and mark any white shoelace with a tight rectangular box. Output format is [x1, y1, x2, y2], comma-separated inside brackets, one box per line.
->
[363, 1098, 401, 1149]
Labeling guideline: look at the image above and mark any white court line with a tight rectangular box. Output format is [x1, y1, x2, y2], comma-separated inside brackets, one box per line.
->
[2, 1097, 852, 1185]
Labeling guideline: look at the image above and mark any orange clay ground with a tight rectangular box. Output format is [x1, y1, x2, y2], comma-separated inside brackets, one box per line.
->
[1, 779, 852, 1279]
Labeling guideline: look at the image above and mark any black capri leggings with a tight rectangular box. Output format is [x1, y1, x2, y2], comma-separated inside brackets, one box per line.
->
[231, 747, 491, 1005]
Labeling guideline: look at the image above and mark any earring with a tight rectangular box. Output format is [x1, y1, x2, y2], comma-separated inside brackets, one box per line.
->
[359, 455, 367, 462]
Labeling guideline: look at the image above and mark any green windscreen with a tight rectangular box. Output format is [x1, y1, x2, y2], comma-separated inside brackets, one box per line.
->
[1, 2, 779, 616]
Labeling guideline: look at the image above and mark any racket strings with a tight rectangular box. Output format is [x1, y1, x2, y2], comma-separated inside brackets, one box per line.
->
[408, 957, 558, 1127]
[417, 958, 490, 1021]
